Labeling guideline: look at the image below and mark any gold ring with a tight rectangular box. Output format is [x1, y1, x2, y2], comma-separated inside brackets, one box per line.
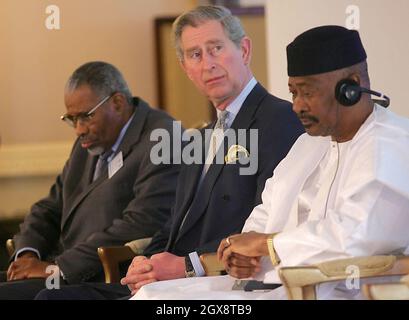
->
[226, 237, 231, 246]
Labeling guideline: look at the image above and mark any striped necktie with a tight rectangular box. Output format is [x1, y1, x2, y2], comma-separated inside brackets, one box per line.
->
[93, 150, 113, 181]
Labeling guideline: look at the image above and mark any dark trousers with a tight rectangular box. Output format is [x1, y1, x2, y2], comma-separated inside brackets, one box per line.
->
[35, 282, 131, 300]
[0, 271, 129, 300]
[0, 271, 50, 300]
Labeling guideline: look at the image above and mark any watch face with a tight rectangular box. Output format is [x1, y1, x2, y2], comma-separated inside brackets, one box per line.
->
[185, 256, 194, 271]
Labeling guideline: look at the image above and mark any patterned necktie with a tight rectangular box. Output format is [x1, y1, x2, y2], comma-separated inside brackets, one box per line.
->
[212, 110, 229, 157]
[203, 110, 230, 175]
[215, 110, 229, 131]
[93, 150, 113, 182]
[179, 110, 230, 231]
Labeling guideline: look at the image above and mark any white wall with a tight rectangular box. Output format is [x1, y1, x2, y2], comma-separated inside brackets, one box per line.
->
[266, 0, 409, 117]
[0, 0, 195, 219]
[240, 0, 266, 6]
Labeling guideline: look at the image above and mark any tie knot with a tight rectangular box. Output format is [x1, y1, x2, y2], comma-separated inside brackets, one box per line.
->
[100, 149, 114, 162]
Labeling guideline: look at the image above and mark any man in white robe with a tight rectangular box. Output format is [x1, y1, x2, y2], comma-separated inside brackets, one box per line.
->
[131, 25, 409, 300]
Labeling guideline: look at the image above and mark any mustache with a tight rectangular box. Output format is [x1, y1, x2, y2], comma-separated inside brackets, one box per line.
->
[79, 134, 91, 141]
[297, 112, 319, 123]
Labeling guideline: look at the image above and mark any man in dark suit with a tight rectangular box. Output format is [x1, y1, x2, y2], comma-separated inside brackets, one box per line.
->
[35, 5, 303, 299]
[0, 61, 180, 299]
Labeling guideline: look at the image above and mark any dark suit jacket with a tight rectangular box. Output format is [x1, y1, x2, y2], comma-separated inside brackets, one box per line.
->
[13, 98, 180, 284]
[144, 83, 304, 257]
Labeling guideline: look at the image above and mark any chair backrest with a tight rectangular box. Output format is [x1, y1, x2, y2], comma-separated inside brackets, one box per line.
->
[97, 246, 136, 283]
[6, 239, 15, 257]
[125, 237, 152, 255]
[279, 255, 409, 300]
[97, 237, 153, 283]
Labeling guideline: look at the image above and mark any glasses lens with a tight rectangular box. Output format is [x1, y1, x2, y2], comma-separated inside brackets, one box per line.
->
[61, 113, 93, 127]
[60, 94, 111, 127]
[61, 115, 75, 127]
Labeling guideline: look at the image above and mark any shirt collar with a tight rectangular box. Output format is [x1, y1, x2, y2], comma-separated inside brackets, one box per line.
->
[106, 111, 135, 162]
[216, 77, 257, 128]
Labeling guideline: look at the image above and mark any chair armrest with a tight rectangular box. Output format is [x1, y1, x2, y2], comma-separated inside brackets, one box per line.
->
[199, 253, 225, 276]
[97, 237, 152, 284]
[6, 239, 15, 257]
[279, 255, 409, 300]
[125, 237, 152, 255]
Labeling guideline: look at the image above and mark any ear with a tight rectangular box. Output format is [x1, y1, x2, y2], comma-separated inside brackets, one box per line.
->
[342, 72, 361, 86]
[111, 93, 126, 113]
[349, 73, 361, 86]
[240, 36, 252, 66]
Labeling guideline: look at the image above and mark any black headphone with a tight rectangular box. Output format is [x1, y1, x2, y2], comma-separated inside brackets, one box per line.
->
[335, 79, 390, 108]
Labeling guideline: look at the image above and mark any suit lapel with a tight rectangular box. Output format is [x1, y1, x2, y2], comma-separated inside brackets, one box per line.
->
[61, 98, 150, 230]
[176, 84, 268, 240]
[171, 123, 211, 232]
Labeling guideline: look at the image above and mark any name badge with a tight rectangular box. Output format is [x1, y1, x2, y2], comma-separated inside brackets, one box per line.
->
[108, 151, 123, 179]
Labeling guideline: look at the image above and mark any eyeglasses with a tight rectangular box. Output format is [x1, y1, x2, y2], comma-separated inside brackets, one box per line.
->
[60, 93, 114, 127]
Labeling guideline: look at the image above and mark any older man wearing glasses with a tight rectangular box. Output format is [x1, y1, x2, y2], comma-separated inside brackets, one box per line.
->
[0, 61, 180, 299]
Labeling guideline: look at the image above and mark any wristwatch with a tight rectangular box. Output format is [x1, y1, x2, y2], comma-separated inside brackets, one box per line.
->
[266, 233, 281, 266]
[184, 255, 196, 277]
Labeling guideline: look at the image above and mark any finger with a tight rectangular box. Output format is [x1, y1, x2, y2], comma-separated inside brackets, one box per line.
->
[7, 263, 22, 281]
[250, 257, 262, 267]
[222, 258, 231, 273]
[7, 270, 14, 282]
[127, 261, 153, 276]
[228, 266, 255, 279]
[121, 275, 134, 286]
[14, 271, 29, 281]
[131, 255, 148, 267]
[217, 238, 230, 261]
[9, 270, 26, 282]
[229, 255, 261, 268]
[132, 262, 153, 274]
[231, 253, 253, 260]
[228, 256, 254, 268]
[121, 272, 154, 286]
[7, 264, 15, 281]
[221, 246, 233, 265]
[133, 278, 157, 290]
[125, 282, 136, 292]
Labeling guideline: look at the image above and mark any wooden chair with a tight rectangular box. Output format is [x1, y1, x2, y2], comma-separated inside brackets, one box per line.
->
[200, 253, 225, 277]
[6, 239, 15, 257]
[98, 237, 153, 283]
[278, 255, 409, 300]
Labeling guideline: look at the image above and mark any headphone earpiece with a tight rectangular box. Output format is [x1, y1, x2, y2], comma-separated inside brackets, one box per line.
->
[335, 78, 391, 108]
[335, 79, 362, 107]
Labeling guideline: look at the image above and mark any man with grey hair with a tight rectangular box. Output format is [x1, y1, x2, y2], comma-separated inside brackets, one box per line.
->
[0, 61, 180, 299]
[119, 4, 301, 295]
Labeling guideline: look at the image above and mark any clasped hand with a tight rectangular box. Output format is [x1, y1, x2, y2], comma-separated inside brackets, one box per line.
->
[7, 252, 55, 281]
[120, 252, 185, 296]
[217, 231, 270, 279]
